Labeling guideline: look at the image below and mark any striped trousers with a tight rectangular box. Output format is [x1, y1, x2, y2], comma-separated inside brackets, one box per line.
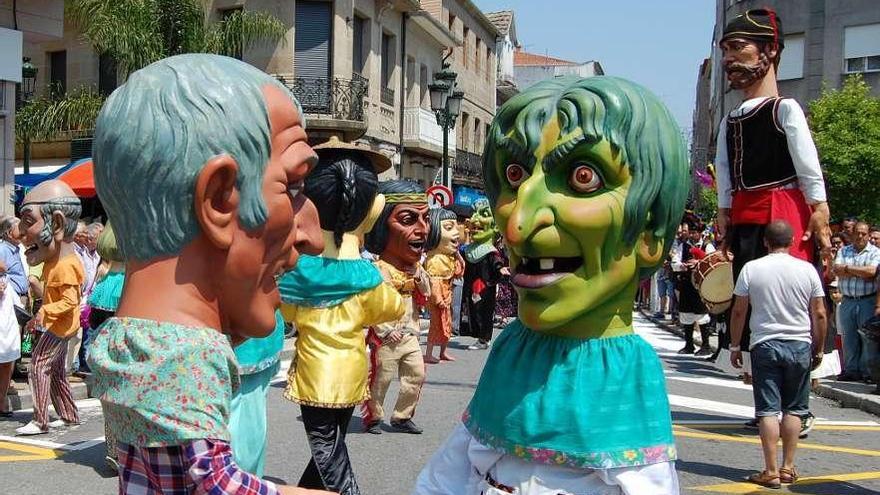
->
[28, 332, 79, 429]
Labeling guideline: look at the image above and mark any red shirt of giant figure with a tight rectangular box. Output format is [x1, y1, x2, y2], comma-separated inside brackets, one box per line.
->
[117, 85, 324, 340]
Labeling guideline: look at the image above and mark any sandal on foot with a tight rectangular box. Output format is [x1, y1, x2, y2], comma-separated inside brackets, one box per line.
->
[780, 467, 799, 484]
[747, 471, 781, 489]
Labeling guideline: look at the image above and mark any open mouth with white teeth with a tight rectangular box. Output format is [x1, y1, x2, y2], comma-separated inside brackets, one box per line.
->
[512, 256, 584, 289]
[25, 244, 38, 256]
[408, 240, 425, 251]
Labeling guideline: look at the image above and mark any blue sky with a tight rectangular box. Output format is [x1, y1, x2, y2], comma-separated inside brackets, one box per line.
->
[475, 0, 717, 137]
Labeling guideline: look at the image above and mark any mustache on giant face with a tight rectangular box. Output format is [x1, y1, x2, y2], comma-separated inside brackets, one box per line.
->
[724, 56, 770, 90]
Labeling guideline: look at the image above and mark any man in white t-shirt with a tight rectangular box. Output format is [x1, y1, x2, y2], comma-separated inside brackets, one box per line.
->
[729, 220, 827, 489]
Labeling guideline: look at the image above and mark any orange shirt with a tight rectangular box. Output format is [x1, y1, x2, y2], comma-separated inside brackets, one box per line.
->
[39, 253, 85, 338]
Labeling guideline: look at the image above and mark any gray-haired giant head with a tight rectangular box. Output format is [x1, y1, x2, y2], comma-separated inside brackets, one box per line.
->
[19, 180, 82, 266]
[93, 53, 307, 262]
[93, 53, 324, 337]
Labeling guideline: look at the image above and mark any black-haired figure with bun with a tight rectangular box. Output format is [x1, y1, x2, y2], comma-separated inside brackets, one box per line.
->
[278, 137, 405, 495]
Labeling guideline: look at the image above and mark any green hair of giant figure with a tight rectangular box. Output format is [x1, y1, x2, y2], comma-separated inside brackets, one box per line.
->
[482, 76, 689, 279]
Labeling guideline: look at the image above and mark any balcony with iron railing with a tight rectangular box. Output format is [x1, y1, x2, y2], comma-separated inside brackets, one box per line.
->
[275, 73, 369, 139]
[380, 87, 395, 107]
[452, 148, 483, 187]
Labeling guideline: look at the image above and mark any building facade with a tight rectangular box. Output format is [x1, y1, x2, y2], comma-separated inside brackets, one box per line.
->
[421, 0, 498, 190]
[1, 0, 65, 215]
[513, 50, 604, 93]
[18, 0, 502, 192]
[486, 10, 519, 105]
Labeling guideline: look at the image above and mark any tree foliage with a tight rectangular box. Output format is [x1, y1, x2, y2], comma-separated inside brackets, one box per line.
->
[65, 0, 287, 75]
[16, 85, 105, 143]
[809, 74, 880, 224]
[19, 1, 287, 142]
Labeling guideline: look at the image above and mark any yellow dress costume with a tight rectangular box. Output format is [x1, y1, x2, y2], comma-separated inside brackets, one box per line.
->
[279, 255, 404, 408]
[425, 253, 464, 345]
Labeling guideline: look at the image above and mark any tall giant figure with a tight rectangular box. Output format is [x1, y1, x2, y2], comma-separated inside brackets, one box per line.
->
[88, 54, 330, 495]
[714, 8, 830, 375]
[414, 76, 689, 494]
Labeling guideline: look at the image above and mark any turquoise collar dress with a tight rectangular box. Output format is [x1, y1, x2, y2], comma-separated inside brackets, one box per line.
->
[463, 319, 676, 470]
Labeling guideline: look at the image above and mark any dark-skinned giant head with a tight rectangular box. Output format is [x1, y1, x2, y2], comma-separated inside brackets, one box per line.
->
[365, 180, 429, 270]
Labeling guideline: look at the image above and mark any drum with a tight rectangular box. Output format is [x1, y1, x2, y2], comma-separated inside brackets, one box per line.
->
[691, 251, 734, 315]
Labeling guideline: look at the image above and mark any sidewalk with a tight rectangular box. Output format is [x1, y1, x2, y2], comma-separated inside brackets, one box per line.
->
[4, 337, 299, 412]
[641, 309, 880, 417]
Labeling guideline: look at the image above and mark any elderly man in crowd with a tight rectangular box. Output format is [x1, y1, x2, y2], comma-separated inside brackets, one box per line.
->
[833, 221, 880, 383]
[0, 216, 29, 307]
[70, 221, 102, 376]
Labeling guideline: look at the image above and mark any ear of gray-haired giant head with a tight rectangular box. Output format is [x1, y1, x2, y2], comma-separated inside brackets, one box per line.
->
[93, 53, 301, 262]
[425, 207, 457, 252]
[304, 150, 379, 248]
[364, 180, 425, 255]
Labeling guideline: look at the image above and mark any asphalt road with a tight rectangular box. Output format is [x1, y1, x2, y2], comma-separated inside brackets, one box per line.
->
[1, 314, 879, 495]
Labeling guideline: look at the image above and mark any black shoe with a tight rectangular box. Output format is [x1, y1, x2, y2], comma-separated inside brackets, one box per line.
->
[695, 347, 713, 357]
[365, 421, 382, 435]
[864, 376, 876, 385]
[0, 410, 12, 418]
[872, 386, 880, 395]
[837, 373, 861, 382]
[677, 346, 695, 355]
[744, 418, 759, 429]
[799, 412, 815, 439]
[390, 419, 423, 434]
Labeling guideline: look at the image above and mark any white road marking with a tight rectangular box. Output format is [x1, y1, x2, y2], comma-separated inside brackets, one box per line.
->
[667, 394, 756, 418]
[674, 419, 880, 426]
[0, 435, 67, 450]
[10, 398, 102, 415]
[664, 370, 753, 391]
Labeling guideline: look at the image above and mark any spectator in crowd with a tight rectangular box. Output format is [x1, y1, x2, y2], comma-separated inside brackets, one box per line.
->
[830, 233, 845, 255]
[730, 220, 826, 489]
[0, 216, 29, 307]
[841, 218, 857, 240]
[0, 261, 18, 419]
[654, 257, 676, 319]
[870, 226, 880, 248]
[673, 221, 713, 355]
[833, 221, 880, 382]
[71, 222, 102, 376]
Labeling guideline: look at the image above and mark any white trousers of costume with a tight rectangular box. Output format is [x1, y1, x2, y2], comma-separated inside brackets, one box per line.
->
[413, 423, 679, 495]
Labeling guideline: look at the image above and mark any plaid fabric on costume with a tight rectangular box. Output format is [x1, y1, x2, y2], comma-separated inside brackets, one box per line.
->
[835, 244, 880, 297]
[117, 439, 278, 494]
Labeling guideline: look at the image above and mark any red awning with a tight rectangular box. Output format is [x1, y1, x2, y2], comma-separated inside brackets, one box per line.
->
[55, 158, 95, 197]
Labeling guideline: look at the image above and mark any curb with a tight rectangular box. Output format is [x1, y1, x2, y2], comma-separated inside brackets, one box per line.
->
[813, 383, 880, 417]
[640, 309, 880, 418]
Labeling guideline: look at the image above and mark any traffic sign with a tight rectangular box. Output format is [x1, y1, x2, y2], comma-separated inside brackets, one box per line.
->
[426, 184, 453, 208]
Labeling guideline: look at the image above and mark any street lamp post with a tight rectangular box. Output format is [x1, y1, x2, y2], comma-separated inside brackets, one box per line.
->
[20, 57, 38, 175]
[428, 61, 463, 191]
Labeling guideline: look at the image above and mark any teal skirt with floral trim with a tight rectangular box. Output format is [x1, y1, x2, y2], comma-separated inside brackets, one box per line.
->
[463, 319, 676, 470]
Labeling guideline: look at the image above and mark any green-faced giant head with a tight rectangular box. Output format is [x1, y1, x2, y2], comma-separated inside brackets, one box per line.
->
[482, 76, 689, 337]
[469, 198, 498, 245]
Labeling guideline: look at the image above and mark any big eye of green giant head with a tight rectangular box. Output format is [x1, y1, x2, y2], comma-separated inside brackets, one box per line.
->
[505, 163, 529, 189]
[569, 164, 603, 194]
